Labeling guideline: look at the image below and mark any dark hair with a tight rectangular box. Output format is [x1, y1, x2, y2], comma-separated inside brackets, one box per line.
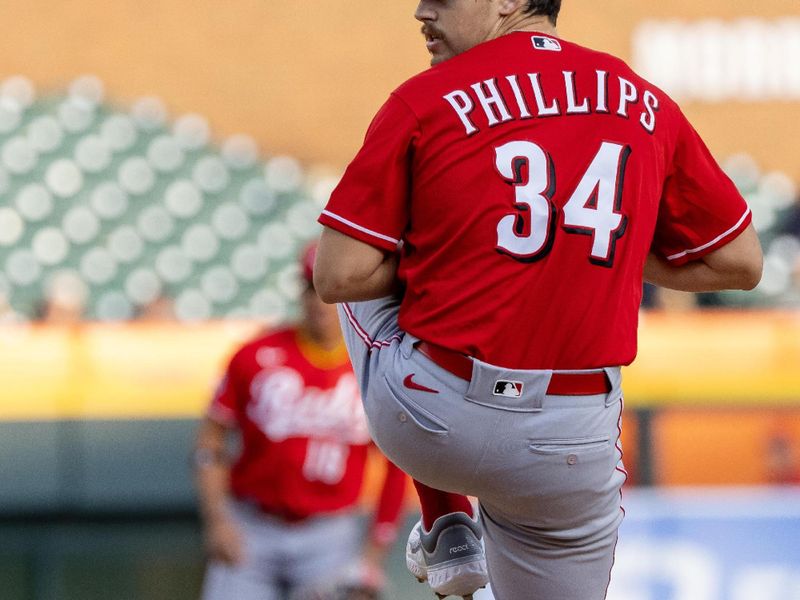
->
[524, 0, 561, 25]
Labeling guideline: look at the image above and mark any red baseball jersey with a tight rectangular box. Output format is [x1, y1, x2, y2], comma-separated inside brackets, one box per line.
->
[320, 32, 751, 370]
[208, 326, 405, 543]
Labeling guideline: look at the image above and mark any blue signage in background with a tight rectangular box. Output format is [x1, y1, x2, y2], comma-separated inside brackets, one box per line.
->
[607, 488, 800, 600]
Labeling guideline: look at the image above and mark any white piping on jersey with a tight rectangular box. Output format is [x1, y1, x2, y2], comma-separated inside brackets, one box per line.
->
[321, 210, 400, 245]
[666, 207, 751, 262]
[342, 303, 402, 350]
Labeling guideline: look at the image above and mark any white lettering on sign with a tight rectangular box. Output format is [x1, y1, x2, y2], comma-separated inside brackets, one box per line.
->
[608, 537, 800, 599]
[732, 566, 800, 600]
[633, 18, 800, 101]
[608, 540, 720, 600]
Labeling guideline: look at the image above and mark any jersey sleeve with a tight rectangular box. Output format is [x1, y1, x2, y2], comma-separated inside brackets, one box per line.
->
[319, 94, 420, 252]
[206, 359, 240, 427]
[651, 112, 752, 266]
[368, 457, 409, 547]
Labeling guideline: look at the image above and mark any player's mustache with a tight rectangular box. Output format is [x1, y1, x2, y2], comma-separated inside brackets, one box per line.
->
[421, 25, 444, 40]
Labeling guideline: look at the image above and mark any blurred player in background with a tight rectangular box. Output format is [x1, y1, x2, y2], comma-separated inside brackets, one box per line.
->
[194, 243, 407, 600]
[314, 0, 763, 599]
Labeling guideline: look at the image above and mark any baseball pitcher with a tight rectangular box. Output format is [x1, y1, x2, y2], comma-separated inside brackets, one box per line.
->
[314, 1, 762, 599]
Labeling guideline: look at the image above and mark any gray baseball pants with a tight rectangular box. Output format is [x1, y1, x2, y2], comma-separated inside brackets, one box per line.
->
[339, 296, 626, 600]
[201, 501, 362, 600]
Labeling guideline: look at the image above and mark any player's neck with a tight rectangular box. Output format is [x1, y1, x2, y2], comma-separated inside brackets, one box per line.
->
[488, 16, 557, 42]
[297, 324, 342, 352]
[295, 326, 348, 369]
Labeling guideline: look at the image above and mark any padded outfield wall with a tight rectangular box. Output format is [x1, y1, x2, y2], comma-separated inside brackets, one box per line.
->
[1, 313, 798, 509]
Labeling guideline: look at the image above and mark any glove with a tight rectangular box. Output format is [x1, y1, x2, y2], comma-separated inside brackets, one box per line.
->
[295, 551, 387, 600]
[340, 557, 386, 592]
[291, 582, 381, 600]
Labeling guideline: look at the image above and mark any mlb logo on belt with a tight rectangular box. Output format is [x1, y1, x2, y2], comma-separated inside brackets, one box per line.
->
[532, 36, 561, 52]
[493, 380, 524, 398]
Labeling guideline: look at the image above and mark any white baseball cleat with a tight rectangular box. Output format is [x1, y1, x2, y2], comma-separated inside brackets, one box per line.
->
[406, 512, 489, 599]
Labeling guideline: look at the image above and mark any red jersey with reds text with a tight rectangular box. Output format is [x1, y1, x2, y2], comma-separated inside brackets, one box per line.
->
[208, 326, 405, 540]
[320, 32, 751, 369]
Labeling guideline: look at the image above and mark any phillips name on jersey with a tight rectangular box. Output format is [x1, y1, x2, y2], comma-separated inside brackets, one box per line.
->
[442, 39, 660, 137]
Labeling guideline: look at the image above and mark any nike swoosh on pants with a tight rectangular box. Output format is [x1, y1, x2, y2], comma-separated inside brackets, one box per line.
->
[403, 374, 439, 394]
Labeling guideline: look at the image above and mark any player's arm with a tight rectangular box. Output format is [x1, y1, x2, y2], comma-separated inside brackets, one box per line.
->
[649, 108, 763, 293]
[316, 95, 419, 303]
[350, 455, 408, 591]
[366, 456, 408, 554]
[193, 416, 244, 565]
[644, 222, 763, 292]
[314, 227, 400, 303]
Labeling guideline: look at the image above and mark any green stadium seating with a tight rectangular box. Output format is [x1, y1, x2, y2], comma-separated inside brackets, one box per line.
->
[1, 74, 799, 318]
[0, 75, 330, 322]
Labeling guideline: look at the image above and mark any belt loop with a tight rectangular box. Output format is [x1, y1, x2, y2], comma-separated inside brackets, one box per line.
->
[602, 366, 621, 392]
[401, 334, 418, 359]
[603, 366, 622, 406]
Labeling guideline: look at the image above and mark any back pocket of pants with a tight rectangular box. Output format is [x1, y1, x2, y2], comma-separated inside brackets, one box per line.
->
[528, 436, 610, 455]
[383, 374, 449, 435]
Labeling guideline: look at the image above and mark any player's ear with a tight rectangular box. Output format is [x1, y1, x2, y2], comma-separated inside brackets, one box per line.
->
[497, 0, 529, 18]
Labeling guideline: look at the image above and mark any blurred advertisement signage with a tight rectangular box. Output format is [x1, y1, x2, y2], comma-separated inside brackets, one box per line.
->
[608, 488, 800, 600]
[633, 19, 800, 101]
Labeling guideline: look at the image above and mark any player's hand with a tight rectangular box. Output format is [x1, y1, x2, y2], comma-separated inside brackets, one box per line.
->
[204, 516, 245, 566]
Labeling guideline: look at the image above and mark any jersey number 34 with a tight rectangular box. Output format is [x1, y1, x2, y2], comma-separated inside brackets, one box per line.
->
[495, 140, 631, 267]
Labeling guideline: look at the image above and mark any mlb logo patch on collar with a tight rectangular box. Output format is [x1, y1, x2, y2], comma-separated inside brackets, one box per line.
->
[493, 380, 524, 398]
[532, 36, 561, 52]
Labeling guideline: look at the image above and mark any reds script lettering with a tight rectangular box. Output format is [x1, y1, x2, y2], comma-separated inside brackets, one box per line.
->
[444, 69, 659, 136]
[246, 367, 369, 443]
